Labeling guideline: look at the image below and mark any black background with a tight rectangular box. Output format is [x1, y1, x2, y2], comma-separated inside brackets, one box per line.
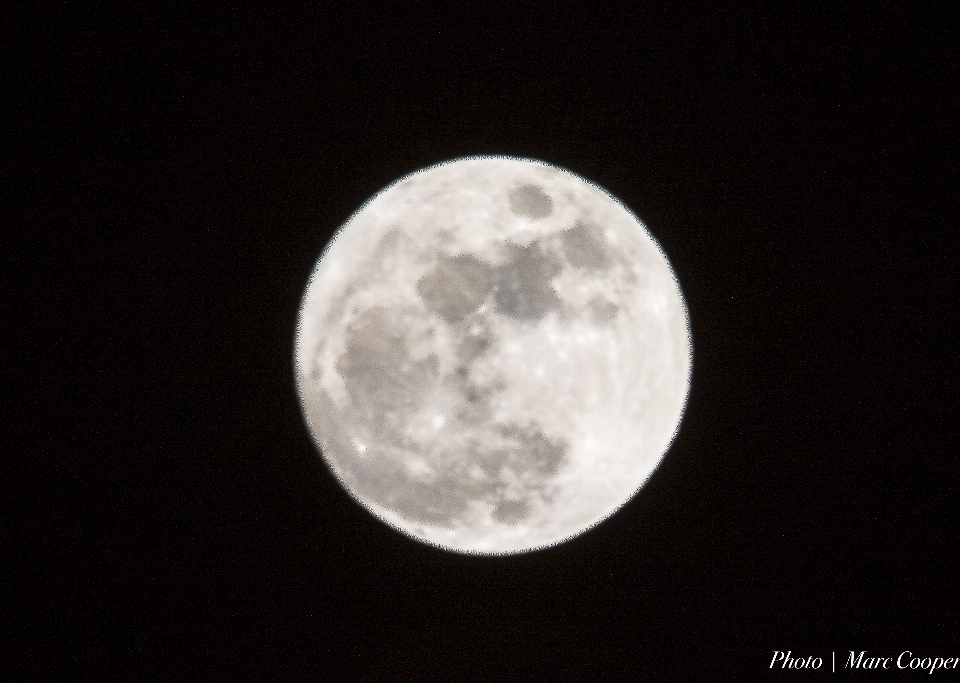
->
[4, 3, 957, 679]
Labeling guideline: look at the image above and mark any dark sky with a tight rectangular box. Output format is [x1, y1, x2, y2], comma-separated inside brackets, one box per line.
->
[4, 3, 957, 678]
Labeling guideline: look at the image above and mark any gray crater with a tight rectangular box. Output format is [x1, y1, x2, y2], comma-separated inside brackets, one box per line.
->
[508, 184, 553, 219]
[492, 243, 563, 322]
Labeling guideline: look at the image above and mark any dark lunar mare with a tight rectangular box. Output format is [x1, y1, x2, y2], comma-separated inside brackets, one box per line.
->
[492, 498, 531, 524]
[587, 294, 619, 324]
[417, 254, 493, 323]
[328, 304, 481, 525]
[318, 409, 571, 527]
[557, 220, 614, 270]
[323, 302, 571, 527]
[334, 306, 439, 419]
[508, 184, 553, 219]
[317, 237, 574, 529]
[492, 242, 563, 322]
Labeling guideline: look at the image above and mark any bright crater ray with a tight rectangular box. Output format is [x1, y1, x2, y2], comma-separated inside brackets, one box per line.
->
[295, 156, 692, 554]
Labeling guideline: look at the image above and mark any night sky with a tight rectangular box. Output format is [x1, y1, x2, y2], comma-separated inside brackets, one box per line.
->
[4, 4, 957, 678]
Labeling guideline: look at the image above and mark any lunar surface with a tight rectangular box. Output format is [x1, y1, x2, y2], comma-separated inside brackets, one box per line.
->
[295, 157, 691, 554]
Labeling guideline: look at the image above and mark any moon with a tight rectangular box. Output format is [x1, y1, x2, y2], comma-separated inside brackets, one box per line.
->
[295, 157, 692, 555]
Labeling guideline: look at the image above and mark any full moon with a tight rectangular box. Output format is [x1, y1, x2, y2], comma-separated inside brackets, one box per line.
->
[295, 157, 692, 554]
